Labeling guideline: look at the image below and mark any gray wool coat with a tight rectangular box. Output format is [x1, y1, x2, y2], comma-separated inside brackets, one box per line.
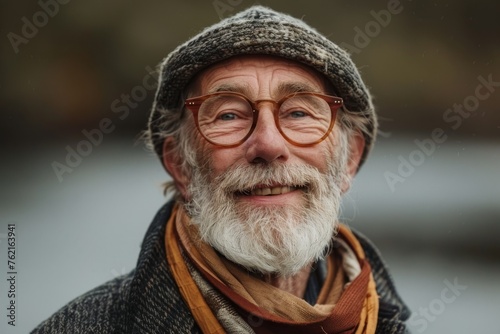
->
[32, 201, 410, 334]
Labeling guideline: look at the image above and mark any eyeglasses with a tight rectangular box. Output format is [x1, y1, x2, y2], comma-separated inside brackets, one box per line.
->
[185, 91, 343, 148]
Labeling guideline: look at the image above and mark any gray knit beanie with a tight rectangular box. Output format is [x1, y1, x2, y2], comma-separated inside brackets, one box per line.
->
[148, 5, 377, 168]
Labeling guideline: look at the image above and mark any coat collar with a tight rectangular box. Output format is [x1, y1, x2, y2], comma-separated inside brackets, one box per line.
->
[122, 201, 197, 333]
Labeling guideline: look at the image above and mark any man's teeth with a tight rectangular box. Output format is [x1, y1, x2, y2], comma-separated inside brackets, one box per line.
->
[250, 186, 294, 196]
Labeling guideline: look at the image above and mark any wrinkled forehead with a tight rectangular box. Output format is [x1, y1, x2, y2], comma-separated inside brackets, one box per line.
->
[185, 55, 336, 98]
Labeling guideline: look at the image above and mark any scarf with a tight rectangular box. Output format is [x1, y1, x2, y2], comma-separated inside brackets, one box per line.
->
[166, 204, 378, 333]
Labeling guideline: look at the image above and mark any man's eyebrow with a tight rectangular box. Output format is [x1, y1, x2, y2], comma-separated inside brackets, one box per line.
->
[207, 82, 324, 98]
[208, 83, 252, 96]
[275, 82, 323, 97]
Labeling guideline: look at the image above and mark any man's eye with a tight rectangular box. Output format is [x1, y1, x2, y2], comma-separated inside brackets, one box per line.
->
[219, 113, 237, 120]
[289, 110, 308, 118]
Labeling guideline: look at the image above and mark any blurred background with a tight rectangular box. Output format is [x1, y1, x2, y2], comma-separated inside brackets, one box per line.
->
[0, 0, 498, 333]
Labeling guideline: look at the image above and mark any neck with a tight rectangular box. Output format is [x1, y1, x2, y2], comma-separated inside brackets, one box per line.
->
[258, 264, 312, 298]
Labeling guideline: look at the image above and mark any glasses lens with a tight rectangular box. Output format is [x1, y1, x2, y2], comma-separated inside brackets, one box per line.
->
[279, 95, 332, 144]
[197, 94, 253, 146]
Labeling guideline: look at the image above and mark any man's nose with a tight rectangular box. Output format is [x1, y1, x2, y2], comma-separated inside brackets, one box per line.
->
[244, 107, 290, 164]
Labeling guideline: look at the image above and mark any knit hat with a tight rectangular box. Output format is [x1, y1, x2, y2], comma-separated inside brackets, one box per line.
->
[148, 5, 377, 168]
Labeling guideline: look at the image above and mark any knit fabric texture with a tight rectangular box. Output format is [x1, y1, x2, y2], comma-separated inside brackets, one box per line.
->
[148, 5, 377, 167]
[31, 201, 410, 334]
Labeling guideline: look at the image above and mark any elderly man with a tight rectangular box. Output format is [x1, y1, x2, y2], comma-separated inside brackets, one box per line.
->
[33, 6, 409, 334]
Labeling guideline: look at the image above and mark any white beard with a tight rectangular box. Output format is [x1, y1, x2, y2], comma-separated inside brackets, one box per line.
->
[185, 158, 346, 276]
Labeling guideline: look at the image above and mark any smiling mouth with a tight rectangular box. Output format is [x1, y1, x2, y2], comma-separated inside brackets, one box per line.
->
[236, 185, 305, 196]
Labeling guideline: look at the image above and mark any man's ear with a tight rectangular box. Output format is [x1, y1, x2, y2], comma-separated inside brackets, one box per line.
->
[341, 132, 365, 193]
[162, 137, 189, 200]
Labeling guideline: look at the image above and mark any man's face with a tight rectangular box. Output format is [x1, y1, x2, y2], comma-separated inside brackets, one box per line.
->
[166, 55, 363, 276]
[191, 55, 340, 193]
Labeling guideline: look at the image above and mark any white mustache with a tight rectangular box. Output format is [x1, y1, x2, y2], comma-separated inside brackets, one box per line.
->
[212, 163, 326, 196]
